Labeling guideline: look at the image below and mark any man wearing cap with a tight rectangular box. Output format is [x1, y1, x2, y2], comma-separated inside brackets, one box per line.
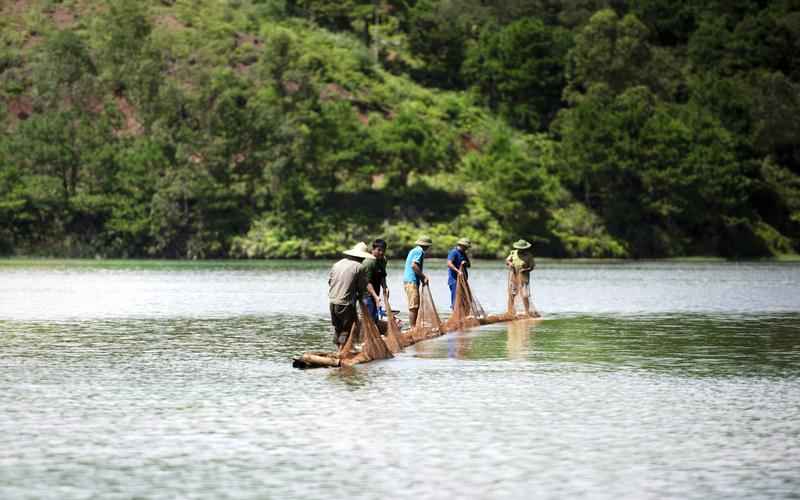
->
[446, 238, 472, 309]
[403, 236, 432, 328]
[328, 242, 371, 348]
[361, 238, 388, 323]
[505, 239, 540, 317]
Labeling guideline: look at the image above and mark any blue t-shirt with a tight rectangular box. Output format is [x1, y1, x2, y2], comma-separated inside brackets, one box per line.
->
[447, 247, 469, 284]
[403, 246, 425, 283]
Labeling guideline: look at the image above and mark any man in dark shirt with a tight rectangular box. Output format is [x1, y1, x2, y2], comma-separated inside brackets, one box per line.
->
[446, 238, 472, 308]
[361, 239, 388, 322]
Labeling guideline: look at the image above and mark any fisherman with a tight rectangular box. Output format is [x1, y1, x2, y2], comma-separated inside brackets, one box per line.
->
[446, 238, 471, 309]
[403, 235, 432, 327]
[328, 242, 371, 348]
[505, 239, 540, 317]
[361, 238, 388, 323]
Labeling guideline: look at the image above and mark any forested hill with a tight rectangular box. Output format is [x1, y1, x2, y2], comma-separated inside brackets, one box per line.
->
[1, 1, 799, 259]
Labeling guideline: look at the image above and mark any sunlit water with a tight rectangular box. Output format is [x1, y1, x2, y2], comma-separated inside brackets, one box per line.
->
[1, 260, 799, 499]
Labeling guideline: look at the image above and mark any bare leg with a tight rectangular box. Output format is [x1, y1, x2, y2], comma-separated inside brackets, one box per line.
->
[522, 297, 531, 317]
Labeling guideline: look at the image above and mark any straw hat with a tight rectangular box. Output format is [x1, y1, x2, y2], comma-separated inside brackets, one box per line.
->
[343, 241, 372, 259]
[457, 238, 471, 248]
[513, 239, 532, 250]
[415, 235, 433, 247]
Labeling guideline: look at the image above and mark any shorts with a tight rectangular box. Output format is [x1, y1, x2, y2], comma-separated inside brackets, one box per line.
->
[404, 282, 420, 310]
[330, 303, 357, 342]
[510, 275, 530, 299]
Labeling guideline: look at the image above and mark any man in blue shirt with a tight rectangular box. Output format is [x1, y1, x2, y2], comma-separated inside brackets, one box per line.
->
[403, 235, 432, 328]
[447, 238, 471, 308]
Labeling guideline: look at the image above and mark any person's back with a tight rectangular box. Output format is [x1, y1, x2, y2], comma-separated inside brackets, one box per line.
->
[507, 249, 534, 276]
[329, 257, 364, 305]
[328, 242, 371, 348]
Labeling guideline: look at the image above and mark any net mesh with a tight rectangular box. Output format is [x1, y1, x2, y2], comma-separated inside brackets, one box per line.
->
[338, 301, 393, 362]
[477, 270, 519, 323]
[507, 269, 522, 316]
[381, 288, 403, 353]
[337, 319, 358, 360]
[297, 266, 542, 368]
[410, 282, 442, 341]
[444, 270, 485, 331]
[359, 300, 393, 360]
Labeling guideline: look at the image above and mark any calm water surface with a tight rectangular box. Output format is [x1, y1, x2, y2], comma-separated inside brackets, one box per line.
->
[1, 260, 799, 500]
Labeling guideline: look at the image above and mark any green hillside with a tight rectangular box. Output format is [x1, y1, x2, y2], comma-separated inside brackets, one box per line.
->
[1, 0, 799, 259]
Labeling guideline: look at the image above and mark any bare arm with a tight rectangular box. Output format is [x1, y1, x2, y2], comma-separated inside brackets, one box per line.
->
[412, 261, 428, 283]
[447, 259, 463, 274]
[366, 282, 380, 303]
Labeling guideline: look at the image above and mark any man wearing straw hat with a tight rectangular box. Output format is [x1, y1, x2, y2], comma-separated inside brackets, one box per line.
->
[403, 235, 432, 328]
[446, 238, 472, 309]
[328, 242, 372, 348]
[505, 239, 540, 317]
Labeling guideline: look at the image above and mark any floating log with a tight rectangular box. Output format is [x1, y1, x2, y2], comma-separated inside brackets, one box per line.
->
[292, 352, 340, 369]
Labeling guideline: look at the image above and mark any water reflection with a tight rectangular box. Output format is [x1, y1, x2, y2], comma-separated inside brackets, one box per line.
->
[2, 262, 800, 500]
[447, 331, 473, 359]
[505, 318, 538, 360]
[387, 313, 800, 378]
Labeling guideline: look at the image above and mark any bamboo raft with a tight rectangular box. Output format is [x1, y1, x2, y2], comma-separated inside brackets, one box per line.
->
[293, 268, 540, 369]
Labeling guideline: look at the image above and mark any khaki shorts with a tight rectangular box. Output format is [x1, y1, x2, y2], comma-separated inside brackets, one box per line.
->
[404, 282, 420, 310]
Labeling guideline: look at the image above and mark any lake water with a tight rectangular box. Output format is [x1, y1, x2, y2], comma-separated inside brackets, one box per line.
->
[1, 259, 799, 499]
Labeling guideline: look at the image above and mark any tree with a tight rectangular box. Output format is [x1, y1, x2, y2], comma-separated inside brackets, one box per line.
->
[565, 9, 650, 102]
[557, 86, 758, 256]
[406, 0, 469, 88]
[461, 126, 561, 239]
[463, 17, 573, 130]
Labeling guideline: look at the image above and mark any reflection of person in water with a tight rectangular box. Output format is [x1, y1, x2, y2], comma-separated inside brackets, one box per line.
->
[506, 319, 536, 360]
[447, 331, 472, 359]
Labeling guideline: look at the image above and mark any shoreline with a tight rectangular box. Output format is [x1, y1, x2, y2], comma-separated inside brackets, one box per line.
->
[2, 254, 799, 268]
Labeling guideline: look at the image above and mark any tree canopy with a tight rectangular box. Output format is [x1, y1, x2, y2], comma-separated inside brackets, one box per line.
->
[1, 0, 798, 258]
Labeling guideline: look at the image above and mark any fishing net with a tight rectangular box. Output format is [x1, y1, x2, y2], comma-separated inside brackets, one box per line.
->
[380, 288, 403, 353]
[507, 269, 522, 316]
[359, 301, 393, 360]
[444, 271, 485, 331]
[339, 301, 393, 363]
[480, 270, 521, 323]
[410, 282, 442, 341]
[502, 268, 541, 319]
[338, 319, 359, 360]
[332, 301, 392, 366]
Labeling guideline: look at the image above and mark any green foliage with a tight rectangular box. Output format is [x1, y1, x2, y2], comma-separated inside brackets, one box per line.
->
[1, 0, 798, 259]
[463, 17, 573, 130]
[548, 202, 628, 257]
[566, 9, 651, 101]
[405, 0, 468, 88]
[556, 85, 758, 256]
[461, 128, 561, 240]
